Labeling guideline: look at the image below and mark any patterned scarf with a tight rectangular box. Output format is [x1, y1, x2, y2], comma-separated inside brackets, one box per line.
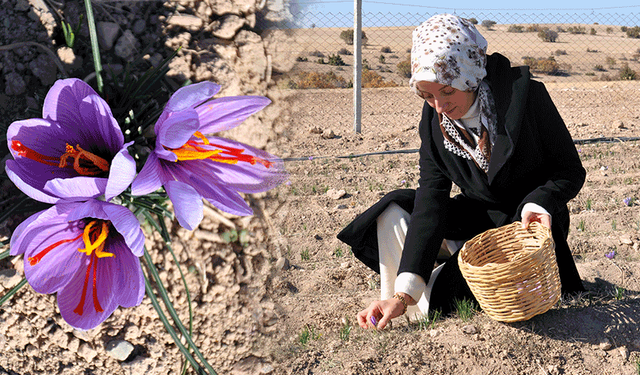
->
[439, 81, 497, 173]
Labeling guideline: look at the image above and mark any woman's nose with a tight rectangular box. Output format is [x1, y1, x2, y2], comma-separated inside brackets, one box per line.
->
[434, 98, 449, 113]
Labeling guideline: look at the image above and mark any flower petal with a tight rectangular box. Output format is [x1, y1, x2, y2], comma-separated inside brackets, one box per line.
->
[5, 160, 60, 204]
[166, 81, 220, 112]
[156, 109, 199, 149]
[196, 96, 271, 133]
[110, 239, 145, 308]
[77, 95, 125, 154]
[105, 142, 136, 201]
[131, 152, 164, 196]
[103, 203, 145, 257]
[44, 176, 108, 201]
[165, 180, 204, 230]
[42, 78, 99, 125]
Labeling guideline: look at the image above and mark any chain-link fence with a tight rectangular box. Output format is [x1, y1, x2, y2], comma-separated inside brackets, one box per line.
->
[265, 11, 640, 133]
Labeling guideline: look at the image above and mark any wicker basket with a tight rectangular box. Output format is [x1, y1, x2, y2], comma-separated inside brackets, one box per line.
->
[457, 221, 561, 323]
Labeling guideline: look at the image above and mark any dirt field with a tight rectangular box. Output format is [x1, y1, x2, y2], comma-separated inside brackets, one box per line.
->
[1, 12, 640, 375]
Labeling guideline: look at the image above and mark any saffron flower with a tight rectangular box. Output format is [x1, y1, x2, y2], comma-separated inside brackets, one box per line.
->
[5, 78, 136, 203]
[605, 250, 616, 260]
[132, 82, 288, 230]
[623, 197, 633, 207]
[10, 200, 145, 330]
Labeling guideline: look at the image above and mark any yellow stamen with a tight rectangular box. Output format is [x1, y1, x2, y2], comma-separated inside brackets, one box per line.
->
[78, 221, 114, 258]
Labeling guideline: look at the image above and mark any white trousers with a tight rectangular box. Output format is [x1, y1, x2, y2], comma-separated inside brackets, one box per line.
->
[376, 202, 460, 319]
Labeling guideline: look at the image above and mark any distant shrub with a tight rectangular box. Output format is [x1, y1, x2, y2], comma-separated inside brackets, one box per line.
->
[594, 64, 605, 71]
[378, 54, 386, 64]
[316, 58, 326, 64]
[596, 73, 614, 81]
[523, 56, 562, 75]
[590, 28, 597, 35]
[481, 20, 496, 29]
[625, 26, 640, 38]
[468, 18, 478, 25]
[309, 50, 324, 57]
[362, 69, 397, 88]
[339, 29, 368, 45]
[328, 54, 345, 66]
[585, 72, 595, 76]
[555, 49, 567, 56]
[621, 26, 628, 32]
[606, 27, 614, 34]
[397, 59, 411, 78]
[586, 48, 598, 53]
[556, 26, 565, 33]
[538, 29, 558, 42]
[295, 71, 349, 89]
[362, 58, 371, 70]
[380, 46, 392, 53]
[508, 25, 524, 33]
[296, 56, 308, 62]
[606, 56, 616, 67]
[338, 47, 351, 55]
[619, 63, 637, 80]
[526, 24, 544, 32]
[567, 26, 586, 34]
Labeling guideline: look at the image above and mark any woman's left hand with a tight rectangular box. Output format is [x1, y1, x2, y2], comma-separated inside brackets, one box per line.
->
[521, 210, 551, 229]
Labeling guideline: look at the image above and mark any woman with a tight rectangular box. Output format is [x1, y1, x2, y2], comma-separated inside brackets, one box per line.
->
[337, 14, 585, 330]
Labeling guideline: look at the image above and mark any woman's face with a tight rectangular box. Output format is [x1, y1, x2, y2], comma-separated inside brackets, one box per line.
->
[415, 81, 476, 120]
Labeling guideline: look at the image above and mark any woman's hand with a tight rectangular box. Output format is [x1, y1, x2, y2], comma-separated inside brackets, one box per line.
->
[357, 293, 414, 330]
[521, 210, 551, 229]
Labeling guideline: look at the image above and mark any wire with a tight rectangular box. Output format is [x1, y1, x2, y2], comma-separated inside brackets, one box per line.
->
[282, 136, 640, 162]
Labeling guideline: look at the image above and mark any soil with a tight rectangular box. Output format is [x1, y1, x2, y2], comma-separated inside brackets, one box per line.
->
[1, 3, 640, 375]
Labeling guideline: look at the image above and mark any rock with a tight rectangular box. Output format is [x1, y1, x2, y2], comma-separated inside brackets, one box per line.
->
[429, 329, 439, 337]
[105, 340, 135, 361]
[28, 0, 56, 37]
[598, 338, 612, 350]
[122, 356, 154, 375]
[51, 329, 69, 349]
[0, 269, 22, 290]
[309, 127, 322, 134]
[132, 19, 146, 35]
[461, 324, 478, 334]
[57, 46, 83, 72]
[68, 337, 80, 353]
[620, 235, 633, 245]
[77, 343, 97, 362]
[4, 71, 26, 96]
[321, 129, 336, 139]
[29, 53, 57, 86]
[114, 30, 139, 61]
[326, 188, 346, 200]
[260, 364, 274, 374]
[340, 261, 350, 269]
[618, 346, 629, 360]
[15, 0, 30, 12]
[147, 53, 164, 68]
[97, 22, 120, 50]
[167, 14, 203, 31]
[613, 120, 625, 129]
[274, 257, 290, 271]
[234, 30, 268, 88]
[212, 14, 245, 39]
[231, 355, 265, 375]
[194, 230, 224, 243]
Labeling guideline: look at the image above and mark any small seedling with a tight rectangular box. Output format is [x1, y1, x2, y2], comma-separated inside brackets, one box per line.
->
[417, 310, 441, 330]
[613, 285, 625, 300]
[577, 220, 585, 232]
[585, 198, 593, 210]
[298, 325, 320, 346]
[300, 249, 310, 261]
[339, 318, 352, 341]
[333, 247, 344, 257]
[454, 298, 476, 322]
[612, 219, 617, 231]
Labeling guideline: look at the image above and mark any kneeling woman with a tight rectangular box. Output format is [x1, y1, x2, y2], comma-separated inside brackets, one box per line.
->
[338, 14, 585, 329]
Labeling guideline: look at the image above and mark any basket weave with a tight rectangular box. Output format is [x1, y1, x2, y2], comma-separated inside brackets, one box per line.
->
[458, 221, 561, 323]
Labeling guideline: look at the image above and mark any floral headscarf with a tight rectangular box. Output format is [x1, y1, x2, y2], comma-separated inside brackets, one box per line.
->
[409, 14, 488, 93]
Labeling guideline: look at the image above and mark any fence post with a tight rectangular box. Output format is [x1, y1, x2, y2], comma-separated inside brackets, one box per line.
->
[353, 0, 362, 133]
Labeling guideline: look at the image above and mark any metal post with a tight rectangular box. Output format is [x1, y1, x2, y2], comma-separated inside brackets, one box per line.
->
[353, 0, 362, 133]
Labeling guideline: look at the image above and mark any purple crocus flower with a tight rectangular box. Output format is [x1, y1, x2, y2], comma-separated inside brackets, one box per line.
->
[131, 82, 288, 230]
[605, 250, 616, 260]
[10, 200, 145, 330]
[623, 197, 633, 207]
[5, 78, 136, 203]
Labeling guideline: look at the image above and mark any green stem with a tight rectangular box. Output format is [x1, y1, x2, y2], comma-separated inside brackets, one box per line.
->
[83, 0, 103, 92]
[143, 273, 205, 374]
[0, 278, 27, 307]
[143, 249, 216, 375]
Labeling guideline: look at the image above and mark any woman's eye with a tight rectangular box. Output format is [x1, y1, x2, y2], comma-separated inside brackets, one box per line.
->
[442, 89, 455, 96]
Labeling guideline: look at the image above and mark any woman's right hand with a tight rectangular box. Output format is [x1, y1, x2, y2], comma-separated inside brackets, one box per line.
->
[357, 297, 406, 330]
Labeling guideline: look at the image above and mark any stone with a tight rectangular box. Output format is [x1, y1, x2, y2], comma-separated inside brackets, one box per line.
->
[613, 120, 625, 129]
[598, 337, 612, 351]
[309, 127, 322, 134]
[77, 343, 97, 362]
[132, 19, 146, 35]
[462, 324, 478, 334]
[619, 235, 633, 245]
[15, 0, 30, 12]
[28, 0, 57, 37]
[29, 53, 57, 85]
[321, 129, 336, 139]
[0, 269, 22, 290]
[167, 14, 203, 31]
[212, 14, 245, 40]
[232, 355, 265, 375]
[618, 346, 629, 360]
[57, 46, 83, 72]
[275, 257, 289, 271]
[4, 71, 27, 96]
[326, 188, 346, 200]
[121, 356, 154, 375]
[194, 230, 224, 243]
[105, 339, 135, 361]
[114, 30, 139, 61]
[97, 22, 120, 51]
[68, 337, 80, 353]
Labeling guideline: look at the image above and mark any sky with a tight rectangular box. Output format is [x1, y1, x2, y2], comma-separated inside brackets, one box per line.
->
[286, 0, 640, 27]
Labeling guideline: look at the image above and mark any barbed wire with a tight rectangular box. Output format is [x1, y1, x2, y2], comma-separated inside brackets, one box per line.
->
[282, 137, 640, 162]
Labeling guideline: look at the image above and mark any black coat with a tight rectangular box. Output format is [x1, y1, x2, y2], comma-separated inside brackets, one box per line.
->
[338, 53, 586, 296]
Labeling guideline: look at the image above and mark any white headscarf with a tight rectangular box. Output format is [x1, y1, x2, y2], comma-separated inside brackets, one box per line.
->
[409, 14, 488, 93]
